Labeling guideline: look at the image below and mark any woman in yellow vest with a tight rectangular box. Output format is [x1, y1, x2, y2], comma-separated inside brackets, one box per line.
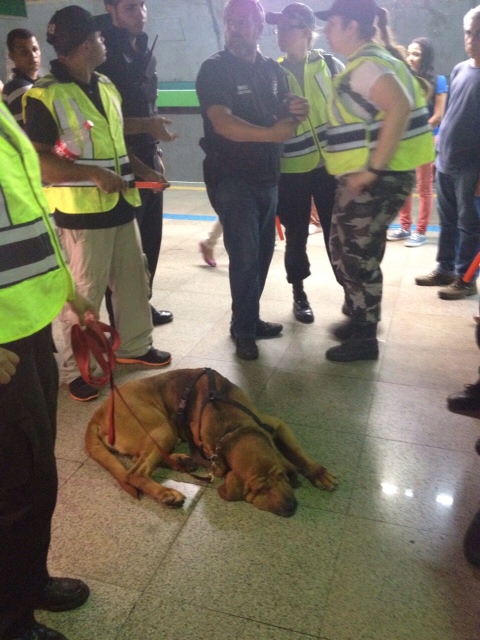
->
[315, 0, 434, 362]
[266, 3, 343, 324]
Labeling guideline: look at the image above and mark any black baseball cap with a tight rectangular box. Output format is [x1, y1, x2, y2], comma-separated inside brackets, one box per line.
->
[265, 3, 316, 29]
[315, 0, 377, 25]
[46, 5, 97, 56]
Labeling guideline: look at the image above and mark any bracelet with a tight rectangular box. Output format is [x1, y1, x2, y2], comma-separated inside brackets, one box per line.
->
[367, 166, 383, 176]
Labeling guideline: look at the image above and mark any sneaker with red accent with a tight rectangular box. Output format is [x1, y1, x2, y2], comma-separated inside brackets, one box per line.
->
[116, 347, 171, 366]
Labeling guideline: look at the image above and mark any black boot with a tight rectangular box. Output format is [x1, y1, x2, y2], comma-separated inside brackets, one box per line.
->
[330, 318, 354, 341]
[326, 322, 379, 362]
[292, 281, 314, 324]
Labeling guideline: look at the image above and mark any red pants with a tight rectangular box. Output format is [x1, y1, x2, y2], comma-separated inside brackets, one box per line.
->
[398, 161, 434, 235]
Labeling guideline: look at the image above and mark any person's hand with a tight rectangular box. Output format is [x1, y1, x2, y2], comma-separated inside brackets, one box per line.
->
[149, 116, 179, 142]
[285, 92, 309, 122]
[345, 170, 378, 197]
[269, 117, 299, 143]
[139, 166, 170, 192]
[91, 167, 129, 194]
[67, 290, 97, 326]
[0, 347, 19, 385]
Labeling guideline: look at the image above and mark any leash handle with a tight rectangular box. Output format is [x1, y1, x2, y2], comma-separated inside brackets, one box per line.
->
[71, 319, 121, 446]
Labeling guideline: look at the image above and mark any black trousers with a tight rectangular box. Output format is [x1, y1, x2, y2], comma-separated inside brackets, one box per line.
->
[277, 166, 338, 285]
[106, 153, 164, 323]
[0, 325, 58, 638]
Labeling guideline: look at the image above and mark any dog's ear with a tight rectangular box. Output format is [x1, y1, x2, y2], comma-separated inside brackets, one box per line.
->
[218, 471, 246, 502]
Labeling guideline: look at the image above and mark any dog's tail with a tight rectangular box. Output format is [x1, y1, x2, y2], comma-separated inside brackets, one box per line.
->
[85, 418, 140, 499]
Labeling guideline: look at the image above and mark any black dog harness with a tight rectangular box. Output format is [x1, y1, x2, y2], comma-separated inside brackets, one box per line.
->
[176, 368, 277, 473]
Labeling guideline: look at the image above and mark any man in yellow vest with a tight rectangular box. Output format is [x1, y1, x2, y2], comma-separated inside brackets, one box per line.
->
[0, 100, 91, 640]
[23, 6, 172, 401]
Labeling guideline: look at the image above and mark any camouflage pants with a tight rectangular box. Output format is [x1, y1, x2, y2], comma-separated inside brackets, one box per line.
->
[330, 171, 415, 324]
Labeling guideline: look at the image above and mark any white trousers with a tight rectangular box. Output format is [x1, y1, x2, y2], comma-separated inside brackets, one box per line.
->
[57, 220, 153, 383]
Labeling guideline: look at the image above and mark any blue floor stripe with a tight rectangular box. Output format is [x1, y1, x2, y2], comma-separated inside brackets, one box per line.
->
[164, 212, 441, 232]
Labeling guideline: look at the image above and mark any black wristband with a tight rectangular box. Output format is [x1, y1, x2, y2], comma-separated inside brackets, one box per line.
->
[367, 166, 383, 176]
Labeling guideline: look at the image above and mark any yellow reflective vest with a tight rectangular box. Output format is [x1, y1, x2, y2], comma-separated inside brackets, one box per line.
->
[25, 72, 141, 214]
[325, 42, 435, 175]
[0, 100, 74, 343]
[279, 50, 335, 174]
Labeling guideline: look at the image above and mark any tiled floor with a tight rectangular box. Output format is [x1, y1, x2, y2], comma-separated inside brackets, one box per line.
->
[40, 185, 480, 640]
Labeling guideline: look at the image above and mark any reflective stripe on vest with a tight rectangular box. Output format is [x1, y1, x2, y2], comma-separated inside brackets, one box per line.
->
[0, 217, 58, 289]
[24, 73, 141, 214]
[0, 101, 74, 342]
[325, 43, 434, 175]
[280, 51, 334, 173]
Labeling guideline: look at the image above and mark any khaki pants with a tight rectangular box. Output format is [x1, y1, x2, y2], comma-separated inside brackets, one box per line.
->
[57, 220, 153, 383]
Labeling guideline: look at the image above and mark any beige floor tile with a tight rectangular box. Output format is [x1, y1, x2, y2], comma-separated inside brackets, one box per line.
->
[116, 595, 319, 640]
[36, 579, 142, 640]
[320, 517, 480, 640]
[145, 489, 346, 636]
[348, 437, 480, 534]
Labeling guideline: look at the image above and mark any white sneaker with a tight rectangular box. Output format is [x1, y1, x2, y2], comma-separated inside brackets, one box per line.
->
[387, 227, 410, 241]
[405, 232, 426, 247]
[308, 224, 322, 235]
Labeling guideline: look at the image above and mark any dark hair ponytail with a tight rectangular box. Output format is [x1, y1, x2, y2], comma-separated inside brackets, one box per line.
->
[375, 6, 406, 63]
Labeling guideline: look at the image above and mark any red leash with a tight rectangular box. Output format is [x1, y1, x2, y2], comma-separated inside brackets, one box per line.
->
[71, 319, 120, 446]
[71, 319, 211, 481]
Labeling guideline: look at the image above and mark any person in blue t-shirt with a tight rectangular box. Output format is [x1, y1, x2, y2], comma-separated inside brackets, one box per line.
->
[415, 6, 480, 298]
[387, 37, 448, 247]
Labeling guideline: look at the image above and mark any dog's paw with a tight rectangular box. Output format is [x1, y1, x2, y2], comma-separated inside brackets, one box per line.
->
[310, 466, 338, 491]
[157, 488, 186, 507]
[170, 453, 199, 472]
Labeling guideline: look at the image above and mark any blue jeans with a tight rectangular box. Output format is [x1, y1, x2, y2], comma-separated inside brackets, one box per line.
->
[436, 168, 480, 276]
[209, 177, 277, 338]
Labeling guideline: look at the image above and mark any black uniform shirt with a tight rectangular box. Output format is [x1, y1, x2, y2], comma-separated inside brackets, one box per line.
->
[196, 49, 289, 188]
[97, 24, 158, 160]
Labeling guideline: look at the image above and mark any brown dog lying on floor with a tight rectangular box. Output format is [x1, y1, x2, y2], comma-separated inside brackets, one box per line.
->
[85, 368, 337, 517]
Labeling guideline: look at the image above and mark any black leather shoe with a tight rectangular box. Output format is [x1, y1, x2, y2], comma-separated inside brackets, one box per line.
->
[151, 307, 173, 326]
[293, 300, 314, 324]
[9, 621, 68, 639]
[255, 320, 283, 338]
[35, 577, 90, 612]
[235, 336, 258, 360]
[447, 383, 480, 412]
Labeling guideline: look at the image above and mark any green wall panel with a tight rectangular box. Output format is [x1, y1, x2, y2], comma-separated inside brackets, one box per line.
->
[0, 0, 26, 17]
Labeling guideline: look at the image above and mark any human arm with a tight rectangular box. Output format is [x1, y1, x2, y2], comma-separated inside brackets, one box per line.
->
[345, 73, 411, 195]
[0, 348, 20, 385]
[32, 142, 129, 194]
[123, 115, 178, 142]
[206, 104, 300, 143]
[428, 76, 448, 129]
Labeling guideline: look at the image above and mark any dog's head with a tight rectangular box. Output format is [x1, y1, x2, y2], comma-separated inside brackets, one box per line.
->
[218, 466, 298, 517]
[212, 423, 302, 516]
